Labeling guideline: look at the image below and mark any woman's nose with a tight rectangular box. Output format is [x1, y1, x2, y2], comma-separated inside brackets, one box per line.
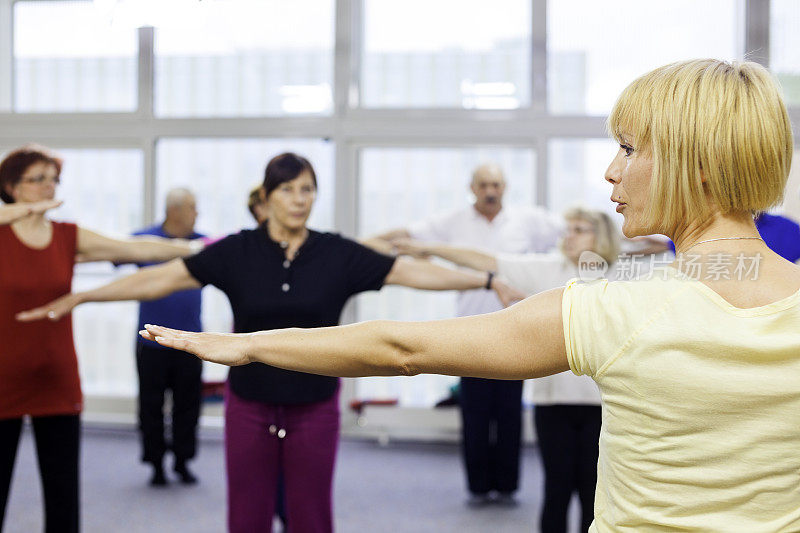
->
[605, 152, 623, 184]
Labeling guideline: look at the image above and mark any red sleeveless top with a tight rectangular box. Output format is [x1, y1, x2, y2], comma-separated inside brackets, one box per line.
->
[0, 221, 82, 419]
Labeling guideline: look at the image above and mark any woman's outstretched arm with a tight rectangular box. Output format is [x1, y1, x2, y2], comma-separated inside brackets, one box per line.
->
[76, 227, 200, 263]
[383, 257, 524, 307]
[141, 287, 568, 380]
[17, 259, 200, 322]
[394, 239, 498, 272]
[0, 200, 62, 225]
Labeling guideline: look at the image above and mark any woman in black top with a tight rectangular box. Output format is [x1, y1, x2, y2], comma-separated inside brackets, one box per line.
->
[24, 152, 521, 533]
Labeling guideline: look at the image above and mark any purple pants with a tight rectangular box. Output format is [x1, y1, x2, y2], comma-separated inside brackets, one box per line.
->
[225, 383, 340, 533]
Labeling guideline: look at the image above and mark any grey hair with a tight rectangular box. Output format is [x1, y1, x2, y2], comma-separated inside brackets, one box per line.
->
[165, 188, 195, 211]
[471, 163, 504, 184]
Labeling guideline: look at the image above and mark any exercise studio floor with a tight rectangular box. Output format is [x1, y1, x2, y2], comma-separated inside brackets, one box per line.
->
[4, 426, 581, 532]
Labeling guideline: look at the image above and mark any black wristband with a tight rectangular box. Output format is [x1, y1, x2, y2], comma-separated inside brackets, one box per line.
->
[485, 271, 495, 290]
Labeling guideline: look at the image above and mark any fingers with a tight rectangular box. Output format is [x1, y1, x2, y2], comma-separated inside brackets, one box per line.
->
[143, 324, 186, 336]
[16, 307, 57, 322]
[33, 199, 63, 213]
[141, 324, 196, 353]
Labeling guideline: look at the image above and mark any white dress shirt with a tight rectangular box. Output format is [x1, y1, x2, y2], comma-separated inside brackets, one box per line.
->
[408, 205, 562, 317]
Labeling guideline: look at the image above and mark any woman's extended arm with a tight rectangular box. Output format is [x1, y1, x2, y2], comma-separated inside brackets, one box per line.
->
[394, 239, 498, 272]
[16, 259, 200, 322]
[0, 200, 62, 225]
[383, 257, 524, 306]
[141, 287, 569, 379]
[76, 227, 201, 263]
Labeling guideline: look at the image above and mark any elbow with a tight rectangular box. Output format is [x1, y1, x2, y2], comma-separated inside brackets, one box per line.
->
[379, 322, 420, 377]
[396, 348, 420, 377]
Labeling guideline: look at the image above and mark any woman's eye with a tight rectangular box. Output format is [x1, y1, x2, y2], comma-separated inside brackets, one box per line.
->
[620, 144, 634, 157]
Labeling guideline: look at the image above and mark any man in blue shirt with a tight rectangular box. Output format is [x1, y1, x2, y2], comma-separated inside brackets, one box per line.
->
[133, 188, 205, 486]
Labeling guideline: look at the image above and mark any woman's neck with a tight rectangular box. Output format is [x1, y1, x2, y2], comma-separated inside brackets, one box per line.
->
[267, 220, 308, 248]
[671, 211, 761, 254]
[11, 212, 48, 233]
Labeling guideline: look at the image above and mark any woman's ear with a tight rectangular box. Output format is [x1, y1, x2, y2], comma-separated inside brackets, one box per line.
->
[3, 183, 15, 201]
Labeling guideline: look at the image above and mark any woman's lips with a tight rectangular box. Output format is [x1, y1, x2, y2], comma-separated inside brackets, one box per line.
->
[615, 203, 626, 213]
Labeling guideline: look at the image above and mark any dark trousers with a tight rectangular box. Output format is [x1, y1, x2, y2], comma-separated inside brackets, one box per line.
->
[459, 377, 523, 495]
[0, 415, 80, 533]
[535, 404, 601, 533]
[136, 343, 203, 465]
[225, 384, 339, 533]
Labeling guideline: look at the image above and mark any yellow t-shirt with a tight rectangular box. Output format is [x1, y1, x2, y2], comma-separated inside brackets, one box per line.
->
[562, 267, 800, 532]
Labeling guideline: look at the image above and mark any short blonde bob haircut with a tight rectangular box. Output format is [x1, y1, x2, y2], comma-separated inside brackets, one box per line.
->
[560, 206, 621, 265]
[608, 59, 793, 232]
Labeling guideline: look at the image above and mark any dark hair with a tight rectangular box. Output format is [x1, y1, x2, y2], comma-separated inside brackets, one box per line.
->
[0, 144, 63, 204]
[263, 153, 317, 198]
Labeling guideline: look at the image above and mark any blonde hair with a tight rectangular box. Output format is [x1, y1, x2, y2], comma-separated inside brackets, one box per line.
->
[560, 207, 621, 265]
[607, 59, 793, 232]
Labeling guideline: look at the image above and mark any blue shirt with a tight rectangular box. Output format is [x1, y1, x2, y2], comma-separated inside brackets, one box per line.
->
[134, 224, 205, 348]
[666, 213, 800, 262]
[754, 213, 800, 262]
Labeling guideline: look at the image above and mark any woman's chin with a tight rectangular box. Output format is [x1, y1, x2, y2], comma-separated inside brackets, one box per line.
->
[621, 220, 645, 239]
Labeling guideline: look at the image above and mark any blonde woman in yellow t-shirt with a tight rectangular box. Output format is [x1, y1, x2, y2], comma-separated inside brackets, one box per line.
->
[39, 59, 800, 531]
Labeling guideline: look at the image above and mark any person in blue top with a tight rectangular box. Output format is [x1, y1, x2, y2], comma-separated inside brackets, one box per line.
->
[132, 188, 205, 486]
[753, 212, 800, 262]
[665, 212, 800, 262]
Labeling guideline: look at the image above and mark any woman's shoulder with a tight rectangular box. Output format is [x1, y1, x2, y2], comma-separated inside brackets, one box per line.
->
[52, 221, 79, 241]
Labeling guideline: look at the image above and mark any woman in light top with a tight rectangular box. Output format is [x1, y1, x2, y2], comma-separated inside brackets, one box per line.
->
[395, 206, 621, 532]
[37, 59, 800, 530]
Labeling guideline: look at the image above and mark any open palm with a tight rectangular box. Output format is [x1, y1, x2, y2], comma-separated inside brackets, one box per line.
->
[140, 324, 252, 366]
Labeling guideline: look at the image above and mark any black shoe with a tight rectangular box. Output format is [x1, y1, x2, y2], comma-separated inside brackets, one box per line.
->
[466, 493, 492, 508]
[495, 492, 519, 507]
[173, 461, 198, 485]
[149, 464, 168, 487]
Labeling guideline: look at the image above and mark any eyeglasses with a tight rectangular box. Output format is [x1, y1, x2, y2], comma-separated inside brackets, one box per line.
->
[565, 225, 596, 235]
[20, 174, 60, 186]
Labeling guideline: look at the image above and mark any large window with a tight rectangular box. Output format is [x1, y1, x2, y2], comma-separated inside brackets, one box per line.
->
[361, 0, 531, 109]
[156, 138, 334, 235]
[547, 0, 745, 114]
[154, 0, 334, 117]
[770, 0, 800, 107]
[0, 0, 780, 436]
[355, 146, 535, 407]
[13, 1, 137, 112]
[547, 138, 617, 217]
[53, 148, 145, 396]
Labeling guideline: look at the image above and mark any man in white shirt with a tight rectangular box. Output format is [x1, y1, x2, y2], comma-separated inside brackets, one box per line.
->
[369, 164, 562, 506]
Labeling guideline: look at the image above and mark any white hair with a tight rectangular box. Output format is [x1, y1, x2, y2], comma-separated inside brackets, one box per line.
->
[164, 188, 195, 212]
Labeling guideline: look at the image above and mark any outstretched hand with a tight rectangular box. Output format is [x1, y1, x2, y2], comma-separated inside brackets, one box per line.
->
[140, 324, 252, 366]
[492, 278, 526, 308]
[392, 238, 431, 259]
[0, 199, 62, 225]
[16, 293, 81, 322]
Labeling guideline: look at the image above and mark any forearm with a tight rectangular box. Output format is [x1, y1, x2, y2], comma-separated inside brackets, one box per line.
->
[359, 237, 397, 256]
[78, 264, 183, 303]
[246, 320, 410, 377]
[425, 244, 498, 272]
[107, 237, 197, 263]
[0, 205, 24, 225]
[388, 258, 489, 291]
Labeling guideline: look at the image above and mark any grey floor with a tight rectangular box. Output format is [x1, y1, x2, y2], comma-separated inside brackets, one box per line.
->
[4, 425, 581, 533]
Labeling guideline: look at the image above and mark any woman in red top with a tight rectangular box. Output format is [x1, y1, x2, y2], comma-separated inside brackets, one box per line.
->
[0, 145, 198, 533]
